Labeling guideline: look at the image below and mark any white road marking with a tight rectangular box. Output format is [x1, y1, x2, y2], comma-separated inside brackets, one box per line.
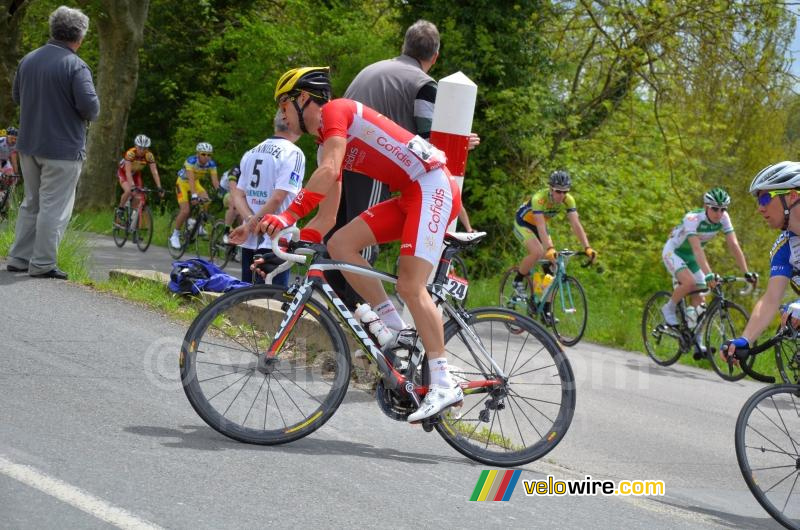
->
[0, 455, 163, 529]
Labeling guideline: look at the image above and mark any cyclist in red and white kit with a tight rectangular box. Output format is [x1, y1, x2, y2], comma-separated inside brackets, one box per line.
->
[258, 67, 463, 421]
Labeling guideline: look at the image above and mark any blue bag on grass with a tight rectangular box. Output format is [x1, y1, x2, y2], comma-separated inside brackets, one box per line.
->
[168, 258, 250, 295]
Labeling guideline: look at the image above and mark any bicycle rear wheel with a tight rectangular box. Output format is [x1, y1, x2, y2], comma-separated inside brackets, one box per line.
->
[548, 275, 588, 346]
[434, 307, 575, 467]
[498, 266, 533, 318]
[181, 285, 352, 445]
[112, 207, 129, 248]
[703, 300, 753, 381]
[135, 206, 153, 252]
[735, 383, 800, 529]
[168, 212, 186, 259]
[209, 220, 231, 268]
[641, 291, 683, 366]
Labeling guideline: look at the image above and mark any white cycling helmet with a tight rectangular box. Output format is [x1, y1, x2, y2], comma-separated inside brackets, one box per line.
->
[196, 142, 213, 154]
[134, 134, 151, 148]
[749, 161, 800, 195]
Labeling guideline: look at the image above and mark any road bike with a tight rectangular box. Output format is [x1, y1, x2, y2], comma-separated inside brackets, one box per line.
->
[728, 328, 800, 529]
[641, 276, 753, 381]
[0, 172, 20, 221]
[209, 219, 241, 269]
[113, 187, 156, 251]
[168, 198, 214, 259]
[499, 250, 589, 346]
[180, 228, 576, 467]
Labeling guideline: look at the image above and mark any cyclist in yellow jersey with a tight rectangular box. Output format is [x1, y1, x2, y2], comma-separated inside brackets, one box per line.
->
[512, 170, 596, 306]
[115, 134, 163, 224]
[170, 142, 219, 248]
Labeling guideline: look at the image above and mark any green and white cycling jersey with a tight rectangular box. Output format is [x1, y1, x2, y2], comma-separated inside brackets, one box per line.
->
[664, 208, 733, 261]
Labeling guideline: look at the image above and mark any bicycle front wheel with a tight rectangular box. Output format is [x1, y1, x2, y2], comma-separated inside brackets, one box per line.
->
[735, 384, 800, 529]
[704, 300, 753, 381]
[168, 212, 186, 259]
[112, 207, 129, 248]
[548, 275, 588, 346]
[641, 291, 683, 366]
[135, 206, 153, 252]
[209, 220, 231, 268]
[776, 332, 800, 385]
[435, 307, 576, 467]
[181, 285, 352, 445]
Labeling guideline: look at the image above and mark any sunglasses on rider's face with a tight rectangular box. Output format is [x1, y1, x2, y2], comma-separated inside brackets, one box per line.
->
[708, 206, 727, 213]
[198, 152, 211, 157]
[757, 189, 791, 207]
[551, 188, 569, 195]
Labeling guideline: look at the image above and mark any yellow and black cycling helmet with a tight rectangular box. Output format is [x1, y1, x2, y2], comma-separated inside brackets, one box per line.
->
[274, 66, 331, 103]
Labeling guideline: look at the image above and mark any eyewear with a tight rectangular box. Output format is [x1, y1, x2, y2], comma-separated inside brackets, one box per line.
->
[757, 189, 791, 207]
[198, 152, 211, 157]
[708, 206, 727, 213]
[551, 189, 569, 195]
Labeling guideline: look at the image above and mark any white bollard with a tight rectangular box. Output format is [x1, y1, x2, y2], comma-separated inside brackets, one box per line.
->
[402, 71, 477, 326]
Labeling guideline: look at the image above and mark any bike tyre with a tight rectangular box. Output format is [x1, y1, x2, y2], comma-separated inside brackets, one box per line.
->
[181, 284, 352, 445]
[548, 275, 588, 346]
[112, 207, 129, 248]
[135, 206, 153, 252]
[641, 291, 682, 366]
[735, 383, 800, 529]
[433, 307, 576, 467]
[703, 300, 753, 381]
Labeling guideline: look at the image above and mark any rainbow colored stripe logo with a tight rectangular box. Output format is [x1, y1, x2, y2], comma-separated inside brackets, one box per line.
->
[470, 470, 521, 501]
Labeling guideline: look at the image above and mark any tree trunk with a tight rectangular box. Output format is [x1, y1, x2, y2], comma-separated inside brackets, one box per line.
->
[75, 1, 149, 211]
[0, 1, 32, 126]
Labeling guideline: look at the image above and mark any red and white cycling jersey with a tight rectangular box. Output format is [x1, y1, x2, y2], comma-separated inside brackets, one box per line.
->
[319, 99, 446, 191]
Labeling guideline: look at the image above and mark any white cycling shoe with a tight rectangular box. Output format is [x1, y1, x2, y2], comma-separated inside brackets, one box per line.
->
[169, 233, 181, 249]
[407, 383, 464, 423]
[661, 303, 678, 326]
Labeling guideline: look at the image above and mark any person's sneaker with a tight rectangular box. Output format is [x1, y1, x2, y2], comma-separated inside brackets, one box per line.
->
[407, 383, 464, 422]
[693, 336, 708, 360]
[222, 233, 230, 245]
[661, 303, 678, 326]
[169, 232, 181, 249]
[198, 225, 208, 237]
[512, 279, 527, 297]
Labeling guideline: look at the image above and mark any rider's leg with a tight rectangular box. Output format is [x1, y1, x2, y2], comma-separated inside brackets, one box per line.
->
[518, 233, 544, 277]
[327, 216, 391, 306]
[671, 268, 699, 305]
[174, 201, 190, 230]
[118, 179, 132, 209]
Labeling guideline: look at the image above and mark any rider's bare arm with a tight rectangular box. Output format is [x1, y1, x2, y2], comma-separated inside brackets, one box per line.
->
[148, 162, 162, 189]
[566, 210, 590, 249]
[725, 231, 750, 274]
[741, 275, 788, 344]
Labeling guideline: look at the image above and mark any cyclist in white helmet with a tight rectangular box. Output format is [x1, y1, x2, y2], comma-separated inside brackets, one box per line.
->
[723, 161, 800, 360]
[171, 141, 219, 247]
[115, 134, 163, 224]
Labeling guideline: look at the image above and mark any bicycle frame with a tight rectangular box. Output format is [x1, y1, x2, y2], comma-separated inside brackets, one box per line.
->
[530, 252, 576, 314]
[264, 229, 506, 406]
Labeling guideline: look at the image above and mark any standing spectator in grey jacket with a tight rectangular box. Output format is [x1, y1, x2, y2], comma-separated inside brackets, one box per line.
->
[6, 6, 99, 280]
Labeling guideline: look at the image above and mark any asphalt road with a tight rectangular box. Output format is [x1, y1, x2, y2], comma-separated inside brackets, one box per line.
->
[0, 252, 787, 529]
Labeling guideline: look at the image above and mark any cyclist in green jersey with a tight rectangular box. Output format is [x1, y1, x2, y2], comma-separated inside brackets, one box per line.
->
[661, 187, 757, 328]
[512, 170, 596, 305]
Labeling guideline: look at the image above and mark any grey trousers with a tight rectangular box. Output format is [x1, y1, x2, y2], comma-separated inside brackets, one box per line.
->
[8, 154, 82, 274]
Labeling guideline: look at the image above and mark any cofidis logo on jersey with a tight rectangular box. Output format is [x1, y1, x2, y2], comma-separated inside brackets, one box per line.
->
[469, 470, 521, 501]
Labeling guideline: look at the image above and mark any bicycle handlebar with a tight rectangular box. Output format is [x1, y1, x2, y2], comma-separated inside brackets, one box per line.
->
[270, 227, 306, 265]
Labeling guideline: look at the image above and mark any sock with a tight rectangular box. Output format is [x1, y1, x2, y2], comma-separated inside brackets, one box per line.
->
[375, 300, 407, 331]
[172, 229, 180, 237]
[428, 357, 452, 387]
[665, 299, 676, 310]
